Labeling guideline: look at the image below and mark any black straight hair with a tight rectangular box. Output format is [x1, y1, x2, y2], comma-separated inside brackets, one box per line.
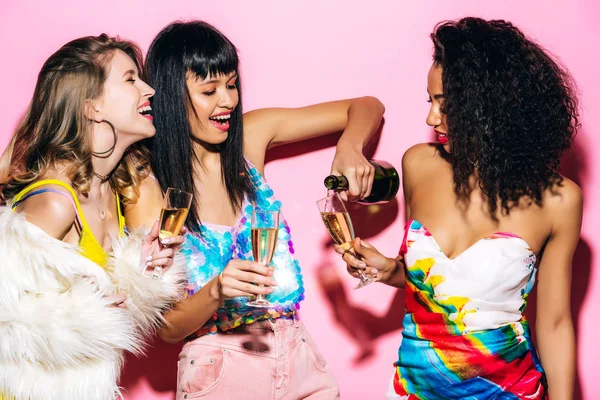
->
[145, 20, 254, 232]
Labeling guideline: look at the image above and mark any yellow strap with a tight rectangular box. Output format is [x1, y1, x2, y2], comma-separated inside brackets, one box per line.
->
[13, 180, 125, 268]
[13, 179, 91, 231]
[14, 179, 124, 235]
[115, 193, 125, 234]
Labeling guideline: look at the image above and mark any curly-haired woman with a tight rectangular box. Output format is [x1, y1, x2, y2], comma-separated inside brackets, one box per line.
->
[338, 17, 581, 399]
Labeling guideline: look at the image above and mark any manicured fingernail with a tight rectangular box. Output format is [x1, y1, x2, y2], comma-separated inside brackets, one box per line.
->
[146, 261, 152, 266]
[266, 288, 274, 293]
[271, 280, 278, 286]
[358, 263, 366, 268]
[146, 256, 152, 261]
[161, 239, 172, 245]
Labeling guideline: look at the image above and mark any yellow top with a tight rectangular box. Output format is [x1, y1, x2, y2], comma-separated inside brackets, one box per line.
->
[12, 179, 125, 268]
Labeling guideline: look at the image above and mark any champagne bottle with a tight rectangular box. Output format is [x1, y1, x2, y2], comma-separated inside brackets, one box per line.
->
[324, 160, 400, 204]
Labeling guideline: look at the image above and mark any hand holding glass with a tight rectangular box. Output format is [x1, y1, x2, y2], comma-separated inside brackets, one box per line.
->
[152, 187, 193, 279]
[317, 192, 378, 289]
[246, 209, 279, 308]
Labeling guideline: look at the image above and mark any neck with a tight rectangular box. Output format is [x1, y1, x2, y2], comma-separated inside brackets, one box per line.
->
[90, 174, 112, 195]
[192, 138, 222, 170]
[43, 163, 112, 198]
[91, 156, 120, 181]
[90, 123, 131, 180]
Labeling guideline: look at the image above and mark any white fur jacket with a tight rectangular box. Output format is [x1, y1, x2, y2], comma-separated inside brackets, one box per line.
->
[0, 207, 188, 400]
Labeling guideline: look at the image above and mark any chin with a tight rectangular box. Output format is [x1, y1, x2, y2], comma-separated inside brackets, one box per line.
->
[135, 128, 156, 140]
[211, 129, 229, 143]
[145, 128, 156, 138]
[194, 134, 228, 146]
[118, 128, 155, 144]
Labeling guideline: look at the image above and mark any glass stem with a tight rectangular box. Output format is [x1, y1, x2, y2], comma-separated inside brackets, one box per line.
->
[346, 247, 370, 281]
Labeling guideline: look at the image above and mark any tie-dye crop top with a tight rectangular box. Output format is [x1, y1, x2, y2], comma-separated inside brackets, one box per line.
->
[182, 163, 305, 337]
[391, 219, 546, 399]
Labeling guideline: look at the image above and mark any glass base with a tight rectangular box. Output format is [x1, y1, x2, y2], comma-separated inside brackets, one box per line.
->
[353, 276, 379, 290]
[246, 298, 274, 308]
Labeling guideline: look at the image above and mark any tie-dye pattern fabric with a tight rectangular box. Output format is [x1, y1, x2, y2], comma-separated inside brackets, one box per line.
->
[391, 220, 546, 399]
[182, 164, 305, 337]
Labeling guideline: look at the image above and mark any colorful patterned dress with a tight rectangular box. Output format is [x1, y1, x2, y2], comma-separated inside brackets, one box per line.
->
[390, 220, 547, 399]
[182, 163, 305, 337]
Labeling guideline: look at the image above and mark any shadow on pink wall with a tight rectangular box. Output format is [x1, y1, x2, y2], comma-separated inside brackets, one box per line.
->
[121, 338, 182, 394]
[526, 132, 592, 400]
[269, 122, 408, 363]
[314, 196, 404, 365]
[564, 131, 592, 400]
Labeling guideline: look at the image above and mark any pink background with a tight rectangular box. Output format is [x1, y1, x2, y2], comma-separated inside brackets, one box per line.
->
[1, 1, 598, 398]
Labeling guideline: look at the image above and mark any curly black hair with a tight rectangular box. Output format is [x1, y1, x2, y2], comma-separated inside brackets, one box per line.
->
[431, 17, 579, 217]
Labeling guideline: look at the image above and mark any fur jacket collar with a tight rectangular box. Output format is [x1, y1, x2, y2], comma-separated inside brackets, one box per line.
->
[0, 207, 187, 399]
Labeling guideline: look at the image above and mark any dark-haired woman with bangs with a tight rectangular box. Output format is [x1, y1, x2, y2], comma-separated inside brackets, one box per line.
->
[125, 20, 384, 399]
[338, 17, 581, 400]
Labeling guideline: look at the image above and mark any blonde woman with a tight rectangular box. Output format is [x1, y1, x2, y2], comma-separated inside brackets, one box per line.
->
[0, 35, 187, 400]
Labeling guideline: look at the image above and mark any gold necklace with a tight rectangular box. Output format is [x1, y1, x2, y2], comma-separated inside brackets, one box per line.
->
[90, 190, 107, 220]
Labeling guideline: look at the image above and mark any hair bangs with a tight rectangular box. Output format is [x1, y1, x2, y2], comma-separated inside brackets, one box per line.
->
[183, 25, 239, 80]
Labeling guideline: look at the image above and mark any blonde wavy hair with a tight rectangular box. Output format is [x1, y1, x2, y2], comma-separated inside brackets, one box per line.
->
[0, 34, 150, 206]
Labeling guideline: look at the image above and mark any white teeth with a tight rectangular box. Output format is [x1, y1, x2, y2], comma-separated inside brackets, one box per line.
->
[137, 105, 152, 113]
[210, 114, 231, 121]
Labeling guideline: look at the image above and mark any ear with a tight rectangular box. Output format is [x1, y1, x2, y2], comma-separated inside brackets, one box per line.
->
[84, 99, 104, 123]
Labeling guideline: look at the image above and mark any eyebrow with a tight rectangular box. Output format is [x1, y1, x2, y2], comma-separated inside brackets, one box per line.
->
[200, 73, 238, 85]
[122, 69, 137, 77]
[426, 88, 445, 99]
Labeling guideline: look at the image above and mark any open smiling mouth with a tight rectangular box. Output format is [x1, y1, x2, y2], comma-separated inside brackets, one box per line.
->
[209, 114, 230, 125]
[436, 130, 448, 145]
[138, 102, 153, 120]
[209, 113, 231, 130]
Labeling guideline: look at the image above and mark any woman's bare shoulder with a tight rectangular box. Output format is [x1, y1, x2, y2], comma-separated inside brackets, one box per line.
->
[15, 177, 77, 239]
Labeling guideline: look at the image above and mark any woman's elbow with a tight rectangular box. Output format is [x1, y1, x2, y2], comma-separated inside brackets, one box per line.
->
[361, 95, 385, 114]
[537, 311, 574, 333]
[158, 324, 185, 344]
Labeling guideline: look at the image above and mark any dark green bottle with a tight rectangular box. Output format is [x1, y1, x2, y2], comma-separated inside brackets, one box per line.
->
[324, 160, 400, 204]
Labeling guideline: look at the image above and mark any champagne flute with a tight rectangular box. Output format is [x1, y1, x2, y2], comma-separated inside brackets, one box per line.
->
[152, 187, 193, 279]
[317, 191, 378, 289]
[246, 209, 279, 308]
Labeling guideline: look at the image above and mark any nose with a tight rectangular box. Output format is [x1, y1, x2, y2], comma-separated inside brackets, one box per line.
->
[140, 80, 155, 98]
[218, 89, 235, 109]
[426, 104, 442, 127]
